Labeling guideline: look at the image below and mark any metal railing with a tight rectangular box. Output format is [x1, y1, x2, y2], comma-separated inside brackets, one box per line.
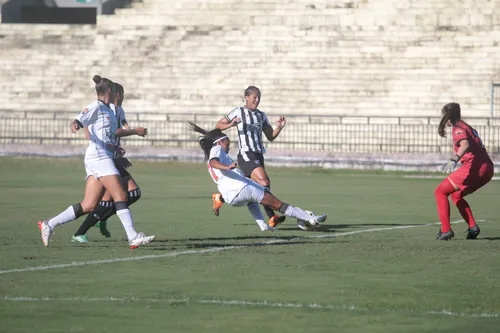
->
[2, 111, 500, 154]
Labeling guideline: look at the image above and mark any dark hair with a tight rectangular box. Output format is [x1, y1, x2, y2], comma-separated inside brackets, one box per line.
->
[114, 83, 124, 95]
[92, 75, 114, 95]
[438, 102, 461, 138]
[188, 121, 227, 161]
[244, 86, 261, 97]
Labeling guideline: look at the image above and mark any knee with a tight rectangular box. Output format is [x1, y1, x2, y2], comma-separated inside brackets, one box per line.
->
[80, 201, 97, 213]
[434, 186, 448, 200]
[450, 191, 463, 205]
[258, 178, 270, 188]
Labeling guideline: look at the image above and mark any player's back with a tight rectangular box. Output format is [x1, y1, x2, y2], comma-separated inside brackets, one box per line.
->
[452, 121, 491, 164]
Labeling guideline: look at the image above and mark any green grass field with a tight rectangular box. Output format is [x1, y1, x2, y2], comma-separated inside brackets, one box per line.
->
[1, 157, 500, 333]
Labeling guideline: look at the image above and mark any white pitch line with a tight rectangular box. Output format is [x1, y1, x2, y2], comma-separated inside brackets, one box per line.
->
[0, 219, 479, 275]
[2, 295, 499, 319]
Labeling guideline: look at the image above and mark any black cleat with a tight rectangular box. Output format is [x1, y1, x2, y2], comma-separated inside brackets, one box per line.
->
[466, 224, 480, 240]
[436, 229, 455, 240]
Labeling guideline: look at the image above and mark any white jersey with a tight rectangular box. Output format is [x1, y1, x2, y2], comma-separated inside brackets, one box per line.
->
[75, 100, 118, 164]
[207, 145, 255, 204]
[225, 106, 272, 154]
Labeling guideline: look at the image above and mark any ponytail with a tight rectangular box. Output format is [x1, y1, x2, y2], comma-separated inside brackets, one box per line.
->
[188, 121, 226, 161]
[438, 102, 461, 138]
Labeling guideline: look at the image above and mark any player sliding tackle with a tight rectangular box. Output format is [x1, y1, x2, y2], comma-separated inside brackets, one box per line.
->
[189, 121, 327, 230]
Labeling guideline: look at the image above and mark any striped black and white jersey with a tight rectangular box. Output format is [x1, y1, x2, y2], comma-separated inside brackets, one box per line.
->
[225, 106, 272, 154]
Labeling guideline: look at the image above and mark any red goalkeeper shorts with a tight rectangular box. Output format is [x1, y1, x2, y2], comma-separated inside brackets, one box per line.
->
[448, 161, 494, 194]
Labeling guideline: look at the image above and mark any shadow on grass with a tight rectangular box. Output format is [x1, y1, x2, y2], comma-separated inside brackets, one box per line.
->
[479, 237, 500, 241]
[148, 239, 348, 251]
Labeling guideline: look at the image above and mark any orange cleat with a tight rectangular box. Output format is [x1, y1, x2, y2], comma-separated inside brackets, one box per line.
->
[268, 215, 286, 228]
[212, 193, 224, 216]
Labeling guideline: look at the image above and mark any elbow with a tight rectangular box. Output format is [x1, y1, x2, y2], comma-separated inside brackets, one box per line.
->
[215, 122, 224, 130]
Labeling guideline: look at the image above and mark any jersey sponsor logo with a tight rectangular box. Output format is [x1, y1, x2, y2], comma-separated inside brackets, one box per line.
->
[454, 129, 463, 135]
[254, 160, 260, 165]
[248, 122, 262, 132]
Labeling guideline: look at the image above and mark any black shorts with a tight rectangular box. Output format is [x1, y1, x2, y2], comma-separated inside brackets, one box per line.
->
[237, 152, 265, 177]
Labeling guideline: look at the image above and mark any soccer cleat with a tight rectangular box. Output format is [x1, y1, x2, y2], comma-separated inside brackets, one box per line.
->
[436, 229, 455, 240]
[309, 214, 327, 226]
[38, 220, 53, 247]
[71, 235, 89, 243]
[96, 220, 111, 238]
[260, 225, 275, 232]
[129, 232, 155, 250]
[268, 215, 286, 228]
[212, 193, 224, 216]
[466, 224, 480, 240]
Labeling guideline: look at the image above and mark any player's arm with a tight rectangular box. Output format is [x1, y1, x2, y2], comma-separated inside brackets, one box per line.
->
[454, 139, 470, 160]
[442, 139, 470, 173]
[216, 108, 241, 131]
[71, 106, 98, 133]
[263, 116, 286, 142]
[209, 158, 237, 170]
[115, 126, 147, 137]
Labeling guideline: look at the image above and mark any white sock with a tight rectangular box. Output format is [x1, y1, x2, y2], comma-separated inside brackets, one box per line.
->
[116, 208, 138, 241]
[48, 206, 76, 229]
[284, 205, 310, 221]
[247, 203, 269, 231]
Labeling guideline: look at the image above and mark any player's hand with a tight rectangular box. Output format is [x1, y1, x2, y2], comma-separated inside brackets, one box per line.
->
[276, 116, 286, 129]
[231, 117, 241, 125]
[441, 159, 458, 174]
[116, 146, 126, 157]
[136, 127, 148, 137]
[116, 157, 132, 169]
[227, 162, 237, 170]
[70, 120, 82, 133]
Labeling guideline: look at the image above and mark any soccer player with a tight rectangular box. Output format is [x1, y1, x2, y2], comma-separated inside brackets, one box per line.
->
[435, 102, 494, 240]
[215, 86, 287, 228]
[189, 122, 327, 230]
[37, 75, 154, 249]
[71, 82, 147, 242]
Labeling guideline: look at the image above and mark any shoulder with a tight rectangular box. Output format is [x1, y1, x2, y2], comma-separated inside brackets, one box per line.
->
[81, 101, 99, 114]
[453, 121, 468, 134]
[210, 145, 222, 156]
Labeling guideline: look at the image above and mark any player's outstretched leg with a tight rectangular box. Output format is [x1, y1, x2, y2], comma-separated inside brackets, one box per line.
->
[260, 192, 326, 226]
[434, 179, 456, 240]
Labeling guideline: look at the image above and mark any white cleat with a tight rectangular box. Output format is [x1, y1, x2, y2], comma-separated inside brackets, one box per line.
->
[309, 214, 327, 226]
[129, 232, 155, 249]
[260, 225, 275, 232]
[38, 220, 53, 247]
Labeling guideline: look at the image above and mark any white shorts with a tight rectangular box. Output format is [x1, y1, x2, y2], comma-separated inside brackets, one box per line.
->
[229, 183, 265, 207]
[85, 158, 120, 180]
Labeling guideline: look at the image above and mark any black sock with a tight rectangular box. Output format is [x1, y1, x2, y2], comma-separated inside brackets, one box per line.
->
[263, 186, 275, 218]
[127, 188, 141, 206]
[73, 201, 113, 236]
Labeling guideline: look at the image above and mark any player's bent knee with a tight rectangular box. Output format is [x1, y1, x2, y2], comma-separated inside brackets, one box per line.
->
[80, 201, 97, 214]
[450, 191, 464, 205]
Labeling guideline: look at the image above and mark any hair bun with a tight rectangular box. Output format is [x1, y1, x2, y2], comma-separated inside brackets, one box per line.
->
[92, 75, 102, 84]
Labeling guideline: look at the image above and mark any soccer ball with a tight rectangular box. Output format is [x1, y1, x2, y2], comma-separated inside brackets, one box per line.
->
[297, 210, 315, 231]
